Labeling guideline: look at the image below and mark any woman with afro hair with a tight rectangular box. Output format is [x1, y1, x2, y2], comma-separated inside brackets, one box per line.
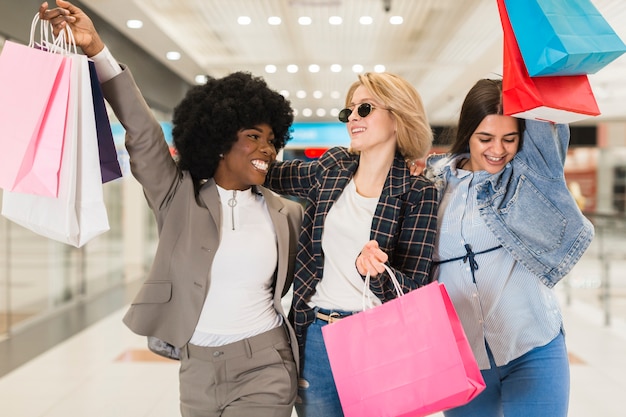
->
[39, 2, 303, 416]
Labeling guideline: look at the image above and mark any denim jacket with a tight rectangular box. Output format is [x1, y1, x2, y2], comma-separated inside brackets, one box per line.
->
[424, 120, 594, 288]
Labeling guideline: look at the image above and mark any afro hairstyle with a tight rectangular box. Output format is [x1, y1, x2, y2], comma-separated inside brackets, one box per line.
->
[172, 71, 293, 181]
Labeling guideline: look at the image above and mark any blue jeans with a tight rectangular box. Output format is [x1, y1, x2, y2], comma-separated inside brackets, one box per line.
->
[444, 332, 570, 417]
[295, 313, 348, 417]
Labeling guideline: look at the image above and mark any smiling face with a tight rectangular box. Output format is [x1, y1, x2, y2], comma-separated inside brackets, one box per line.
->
[466, 114, 520, 174]
[344, 85, 397, 155]
[213, 123, 277, 190]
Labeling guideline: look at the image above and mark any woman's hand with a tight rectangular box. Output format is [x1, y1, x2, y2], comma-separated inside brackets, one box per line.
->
[39, 0, 104, 57]
[407, 159, 423, 176]
[356, 240, 388, 277]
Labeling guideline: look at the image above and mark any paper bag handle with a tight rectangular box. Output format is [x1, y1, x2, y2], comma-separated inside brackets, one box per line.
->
[362, 263, 404, 310]
[29, 13, 77, 55]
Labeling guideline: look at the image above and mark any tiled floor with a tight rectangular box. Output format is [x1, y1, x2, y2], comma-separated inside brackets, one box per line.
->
[0, 284, 625, 416]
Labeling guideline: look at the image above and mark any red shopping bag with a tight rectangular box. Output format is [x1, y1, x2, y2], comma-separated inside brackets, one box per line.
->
[497, 0, 600, 124]
[0, 40, 71, 196]
[322, 266, 485, 417]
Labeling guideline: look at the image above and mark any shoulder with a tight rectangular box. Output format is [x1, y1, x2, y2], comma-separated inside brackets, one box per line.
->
[318, 146, 354, 165]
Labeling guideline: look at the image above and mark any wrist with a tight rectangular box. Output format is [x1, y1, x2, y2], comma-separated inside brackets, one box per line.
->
[82, 36, 105, 57]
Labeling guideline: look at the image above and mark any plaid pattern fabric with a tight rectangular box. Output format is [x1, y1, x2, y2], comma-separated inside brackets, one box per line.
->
[267, 147, 438, 360]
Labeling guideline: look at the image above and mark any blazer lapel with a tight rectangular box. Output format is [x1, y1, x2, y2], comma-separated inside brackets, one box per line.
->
[197, 179, 222, 237]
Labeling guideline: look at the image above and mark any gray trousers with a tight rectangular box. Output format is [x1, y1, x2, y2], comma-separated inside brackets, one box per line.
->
[179, 325, 297, 417]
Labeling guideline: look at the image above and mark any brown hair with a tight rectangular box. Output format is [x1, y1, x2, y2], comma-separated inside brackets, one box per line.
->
[449, 79, 525, 155]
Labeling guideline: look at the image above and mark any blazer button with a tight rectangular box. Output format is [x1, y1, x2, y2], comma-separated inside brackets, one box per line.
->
[213, 351, 223, 357]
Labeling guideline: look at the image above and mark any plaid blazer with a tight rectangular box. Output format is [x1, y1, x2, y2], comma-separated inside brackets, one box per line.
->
[266, 146, 438, 359]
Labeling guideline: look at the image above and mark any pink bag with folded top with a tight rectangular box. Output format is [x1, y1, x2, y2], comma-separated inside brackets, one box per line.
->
[0, 15, 72, 197]
[322, 265, 485, 417]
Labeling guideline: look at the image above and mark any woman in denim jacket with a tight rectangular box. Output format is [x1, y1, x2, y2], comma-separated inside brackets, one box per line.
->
[422, 79, 593, 417]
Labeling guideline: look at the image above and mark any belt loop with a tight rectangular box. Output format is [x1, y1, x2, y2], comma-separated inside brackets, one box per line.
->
[244, 338, 252, 359]
[181, 344, 189, 360]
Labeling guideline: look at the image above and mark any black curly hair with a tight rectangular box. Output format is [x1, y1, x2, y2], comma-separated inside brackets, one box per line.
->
[172, 71, 294, 181]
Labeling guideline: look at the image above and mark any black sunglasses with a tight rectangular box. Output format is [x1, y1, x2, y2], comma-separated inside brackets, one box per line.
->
[338, 103, 384, 123]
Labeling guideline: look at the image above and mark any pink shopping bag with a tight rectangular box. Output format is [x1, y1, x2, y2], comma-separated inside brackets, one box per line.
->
[0, 40, 71, 196]
[2, 52, 109, 247]
[322, 268, 485, 417]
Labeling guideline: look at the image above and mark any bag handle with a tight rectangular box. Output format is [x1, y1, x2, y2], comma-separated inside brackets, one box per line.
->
[362, 263, 404, 310]
[29, 13, 77, 55]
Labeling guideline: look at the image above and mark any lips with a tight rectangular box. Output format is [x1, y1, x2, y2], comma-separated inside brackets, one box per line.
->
[485, 155, 505, 163]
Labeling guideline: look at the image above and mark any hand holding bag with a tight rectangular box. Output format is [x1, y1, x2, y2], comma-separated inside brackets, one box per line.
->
[504, 0, 626, 76]
[498, 0, 601, 123]
[322, 265, 485, 417]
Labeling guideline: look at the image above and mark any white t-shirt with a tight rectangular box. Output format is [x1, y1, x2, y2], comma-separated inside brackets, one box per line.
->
[310, 180, 381, 311]
[190, 186, 281, 346]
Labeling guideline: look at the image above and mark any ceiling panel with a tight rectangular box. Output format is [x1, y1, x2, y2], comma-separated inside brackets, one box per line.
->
[81, 0, 626, 125]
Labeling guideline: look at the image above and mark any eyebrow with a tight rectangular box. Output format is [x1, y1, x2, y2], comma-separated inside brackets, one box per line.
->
[475, 131, 519, 137]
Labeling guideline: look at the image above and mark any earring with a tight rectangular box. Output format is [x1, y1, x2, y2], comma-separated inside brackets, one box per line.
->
[219, 153, 224, 158]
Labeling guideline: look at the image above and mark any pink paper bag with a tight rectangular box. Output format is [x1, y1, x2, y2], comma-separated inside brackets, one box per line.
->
[0, 40, 71, 196]
[322, 279, 485, 417]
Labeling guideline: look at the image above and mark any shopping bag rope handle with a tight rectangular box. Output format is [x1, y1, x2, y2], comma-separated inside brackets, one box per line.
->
[29, 13, 77, 55]
[363, 263, 404, 310]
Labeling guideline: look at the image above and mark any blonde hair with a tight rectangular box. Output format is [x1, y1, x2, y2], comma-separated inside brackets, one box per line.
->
[345, 72, 432, 161]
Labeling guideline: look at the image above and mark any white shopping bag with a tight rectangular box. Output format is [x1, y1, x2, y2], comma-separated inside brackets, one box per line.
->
[2, 51, 110, 247]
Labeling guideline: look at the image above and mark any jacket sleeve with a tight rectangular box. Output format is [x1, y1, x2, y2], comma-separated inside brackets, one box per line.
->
[100, 66, 182, 219]
[519, 120, 570, 178]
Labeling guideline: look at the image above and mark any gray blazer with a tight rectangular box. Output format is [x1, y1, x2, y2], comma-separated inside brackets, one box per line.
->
[101, 66, 302, 368]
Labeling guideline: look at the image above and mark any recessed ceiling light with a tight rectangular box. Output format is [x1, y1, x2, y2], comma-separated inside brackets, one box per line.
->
[280, 90, 290, 98]
[329, 16, 342, 25]
[302, 108, 313, 117]
[166, 51, 181, 60]
[389, 16, 403, 25]
[308, 64, 320, 73]
[313, 90, 323, 99]
[287, 64, 299, 73]
[298, 16, 312, 25]
[330, 64, 342, 73]
[359, 16, 373, 25]
[268, 16, 281, 25]
[352, 64, 364, 73]
[316, 108, 327, 117]
[296, 90, 307, 99]
[265, 64, 277, 73]
[237, 16, 251, 25]
[126, 19, 143, 29]
[195, 75, 208, 84]
[374, 64, 386, 73]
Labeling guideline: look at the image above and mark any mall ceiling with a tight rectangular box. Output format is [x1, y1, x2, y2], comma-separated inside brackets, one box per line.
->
[81, 0, 626, 125]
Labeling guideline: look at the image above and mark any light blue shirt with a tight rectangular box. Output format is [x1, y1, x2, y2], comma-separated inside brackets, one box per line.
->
[434, 157, 562, 368]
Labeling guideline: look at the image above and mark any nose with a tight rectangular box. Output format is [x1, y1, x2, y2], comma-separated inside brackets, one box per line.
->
[347, 108, 359, 121]
[260, 139, 276, 156]
[493, 139, 505, 154]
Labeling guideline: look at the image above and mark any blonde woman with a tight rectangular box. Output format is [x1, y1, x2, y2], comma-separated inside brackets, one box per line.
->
[266, 72, 438, 416]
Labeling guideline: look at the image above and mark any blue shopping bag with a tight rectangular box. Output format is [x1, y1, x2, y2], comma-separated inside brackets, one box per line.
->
[504, 0, 626, 76]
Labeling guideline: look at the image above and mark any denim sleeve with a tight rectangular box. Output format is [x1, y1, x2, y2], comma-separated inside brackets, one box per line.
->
[518, 120, 570, 178]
